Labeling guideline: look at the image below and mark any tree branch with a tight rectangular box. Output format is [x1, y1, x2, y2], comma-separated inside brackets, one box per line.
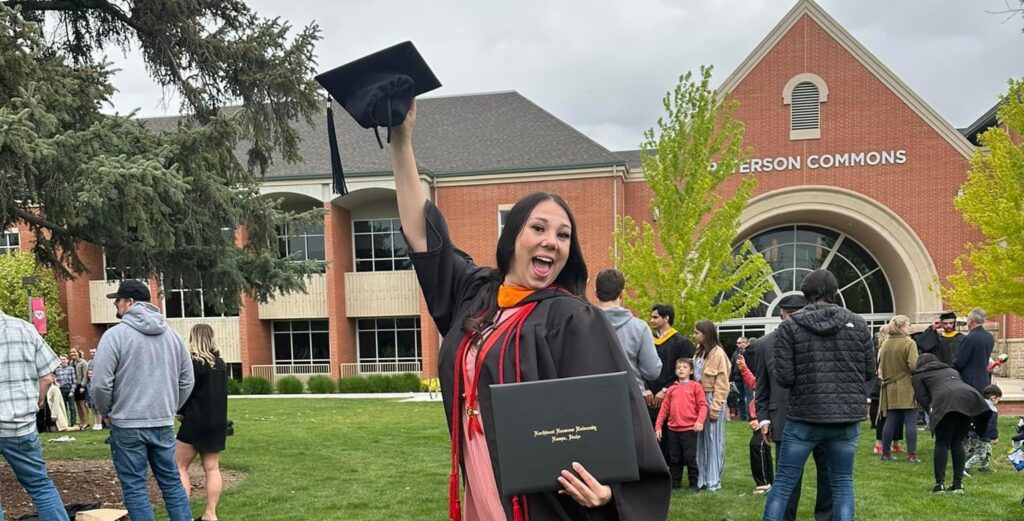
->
[3, 0, 147, 32]
[12, 206, 106, 247]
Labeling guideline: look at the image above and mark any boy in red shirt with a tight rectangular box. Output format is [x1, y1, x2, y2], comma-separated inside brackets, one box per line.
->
[656, 358, 708, 490]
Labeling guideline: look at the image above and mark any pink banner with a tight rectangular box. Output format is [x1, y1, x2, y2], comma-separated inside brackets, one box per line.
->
[31, 297, 46, 334]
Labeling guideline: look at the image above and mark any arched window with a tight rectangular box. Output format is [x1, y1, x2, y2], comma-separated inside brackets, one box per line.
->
[783, 73, 828, 140]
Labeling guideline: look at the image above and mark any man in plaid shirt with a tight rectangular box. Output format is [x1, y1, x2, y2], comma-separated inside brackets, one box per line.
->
[0, 308, 70, 521]
[54, 355, 77, 426]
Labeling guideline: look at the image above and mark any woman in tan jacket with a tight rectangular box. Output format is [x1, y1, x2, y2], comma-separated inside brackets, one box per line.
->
[693, 319, 731, 491]
[878, 314, 919, 462]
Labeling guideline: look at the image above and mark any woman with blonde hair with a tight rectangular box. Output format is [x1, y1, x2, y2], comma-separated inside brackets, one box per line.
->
[175, 323, 228, 521]
[878, 315, 919, 463]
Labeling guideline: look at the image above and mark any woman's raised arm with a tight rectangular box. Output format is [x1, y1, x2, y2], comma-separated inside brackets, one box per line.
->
[390, 100, 427, 253]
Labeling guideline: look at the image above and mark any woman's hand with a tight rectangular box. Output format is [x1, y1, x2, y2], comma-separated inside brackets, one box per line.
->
[392, 99, 417, 143]
[558, 462, 612, 508]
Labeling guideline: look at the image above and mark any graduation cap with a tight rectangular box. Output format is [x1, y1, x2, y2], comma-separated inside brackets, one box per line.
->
[315, 41, 442, 195]
[939, 311, 957, 321]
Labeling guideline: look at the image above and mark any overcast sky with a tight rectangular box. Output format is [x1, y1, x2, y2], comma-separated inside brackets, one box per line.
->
[100, 0, 1024, 151]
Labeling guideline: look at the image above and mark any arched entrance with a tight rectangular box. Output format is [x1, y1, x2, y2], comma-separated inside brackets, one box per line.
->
[718, 185, 941, 345]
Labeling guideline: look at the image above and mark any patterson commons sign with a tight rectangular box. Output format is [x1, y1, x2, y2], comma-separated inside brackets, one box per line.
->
[711, 149, 908, 174]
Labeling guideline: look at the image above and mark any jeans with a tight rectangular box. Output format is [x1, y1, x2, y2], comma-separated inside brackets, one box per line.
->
[0, 432, 70, 521]
[882, 409, 917, 456]
[736, 383, 750, 420]
[109, 426, 192, 521]
[60, 388, 76, 426]
[763, 421, 858, 521]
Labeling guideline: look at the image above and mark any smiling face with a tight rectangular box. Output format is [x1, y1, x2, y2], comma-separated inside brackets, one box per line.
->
[503, 200, 571, 290]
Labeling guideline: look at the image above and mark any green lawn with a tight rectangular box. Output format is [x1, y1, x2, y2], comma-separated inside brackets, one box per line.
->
[39, 399, 1024, 520]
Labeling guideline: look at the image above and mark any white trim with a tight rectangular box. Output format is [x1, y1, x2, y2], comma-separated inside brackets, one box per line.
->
[435, 167, 616, 188]
[717, 0, 975, 159]
[783, 73, 829, 104]
[790, 128, 821, 140]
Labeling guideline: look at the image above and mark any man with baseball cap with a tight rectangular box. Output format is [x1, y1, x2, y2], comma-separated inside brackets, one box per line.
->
[92, 280, 195, 521]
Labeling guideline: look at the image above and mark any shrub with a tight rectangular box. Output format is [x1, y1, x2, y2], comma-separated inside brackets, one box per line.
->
[226, 378, 243, 395]
[276, 376, 304, 394]
[307, 375, 336, 394]
[336, 374, 426, 393]
[337, 376, 368, 393]
[366, 374, 391, 393]
[393, 373, 422, 392]
[241, 376, 273, 395]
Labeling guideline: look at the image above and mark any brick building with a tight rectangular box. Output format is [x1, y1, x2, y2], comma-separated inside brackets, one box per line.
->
[6, 0, 1021, 379]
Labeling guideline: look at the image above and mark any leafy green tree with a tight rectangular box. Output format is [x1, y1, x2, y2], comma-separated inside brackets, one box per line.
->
[614, 66, 774, 332]
[0, 250, 69, 354]
[943, 79, 1024, 315]
[0, 3, 323, 311]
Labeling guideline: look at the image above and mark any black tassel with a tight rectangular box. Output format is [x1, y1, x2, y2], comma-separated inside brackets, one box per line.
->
[326, 96, 348, 195]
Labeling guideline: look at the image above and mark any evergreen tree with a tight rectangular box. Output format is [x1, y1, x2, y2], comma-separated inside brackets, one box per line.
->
[0, 3, 324, 310]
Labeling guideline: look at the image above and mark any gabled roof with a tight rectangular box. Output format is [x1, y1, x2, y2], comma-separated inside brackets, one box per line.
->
[143, 91, 623, 179]
[717, 0, 976, 159]
[960, 103, 1000, 146]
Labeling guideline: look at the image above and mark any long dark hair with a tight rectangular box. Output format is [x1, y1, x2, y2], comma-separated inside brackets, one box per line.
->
[694, 319, 720, 359]
[460, 192, 588, 334]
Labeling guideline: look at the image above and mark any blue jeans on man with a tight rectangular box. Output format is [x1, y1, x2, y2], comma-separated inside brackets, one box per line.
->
[763, 420, 859, 521]
[0, 432, 70, 521]
[109, 426, 192, 521]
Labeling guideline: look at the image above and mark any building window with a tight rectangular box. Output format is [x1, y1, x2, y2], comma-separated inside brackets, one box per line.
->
[357, 317, 421, 365]
[164, 279, 239, 319]
[277, 222, 325, 262]
[1, 229, 19, 255]
[273, 320, 330, 365]
[737, 225, 894, 318]
[498, 206, 512, 236]
[353, 218, 411, 272]
[783, 73, 828, 140]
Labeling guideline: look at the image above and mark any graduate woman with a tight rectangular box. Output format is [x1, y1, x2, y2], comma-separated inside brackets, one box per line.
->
[391, 101, 671, 521]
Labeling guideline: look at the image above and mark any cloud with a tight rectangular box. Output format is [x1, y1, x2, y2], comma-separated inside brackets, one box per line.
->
[102, 0, 1024, 150]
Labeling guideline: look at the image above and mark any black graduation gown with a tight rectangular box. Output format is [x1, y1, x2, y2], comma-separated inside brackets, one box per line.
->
[409, 201, 671, 521]
[645, 332, 694, 395]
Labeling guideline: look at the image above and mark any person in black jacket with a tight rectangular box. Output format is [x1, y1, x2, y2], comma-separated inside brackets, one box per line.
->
[175, 324, 229, 521]
[754, 294, 832, 521]
[912, 353, 992, 494]
[762, 270, 873, 521]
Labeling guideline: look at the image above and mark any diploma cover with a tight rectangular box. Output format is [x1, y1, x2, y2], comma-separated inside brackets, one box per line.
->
[488, 371, 639, 495]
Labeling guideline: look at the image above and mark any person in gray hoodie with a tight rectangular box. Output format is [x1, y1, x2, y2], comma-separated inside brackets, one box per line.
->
[91, 280, 194, 521]
[594, 269, 662, 394]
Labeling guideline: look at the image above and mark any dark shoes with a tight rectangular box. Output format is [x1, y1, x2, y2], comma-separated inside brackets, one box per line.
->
[948, 483, 965, 494]
[932, 483, 944, 493]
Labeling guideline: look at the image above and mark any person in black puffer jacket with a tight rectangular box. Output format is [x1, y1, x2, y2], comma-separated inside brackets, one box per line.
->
[762, 269, 874, 521]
